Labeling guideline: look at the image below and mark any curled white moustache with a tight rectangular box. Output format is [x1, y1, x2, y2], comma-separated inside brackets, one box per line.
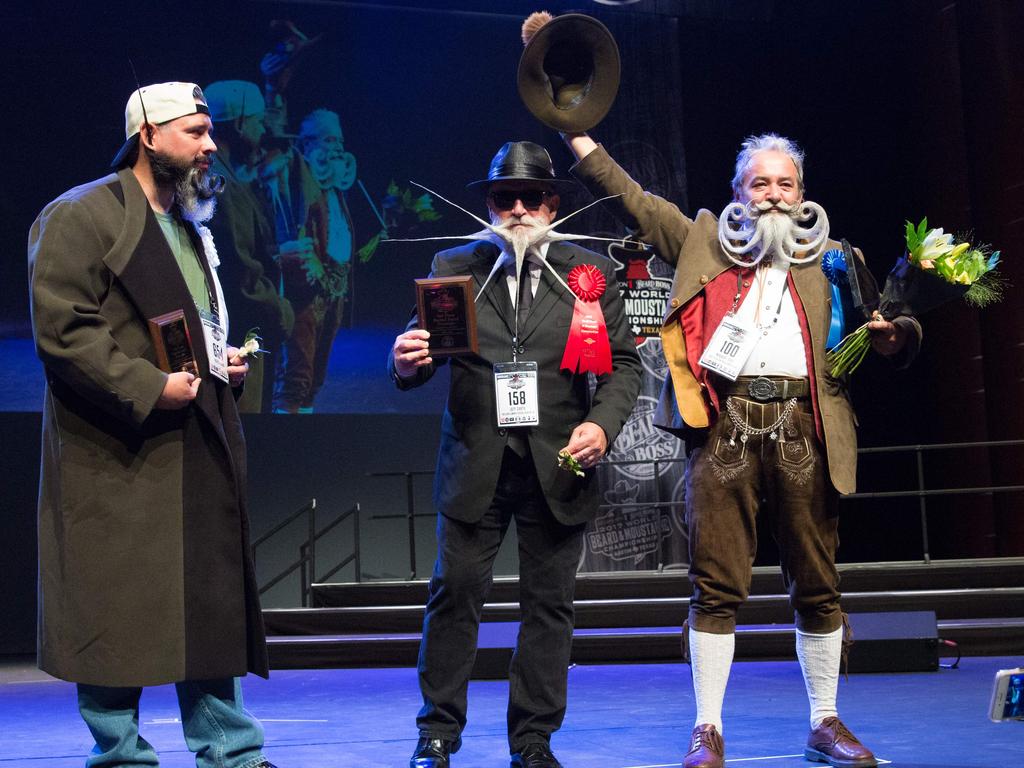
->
[717, 198, 830, 267]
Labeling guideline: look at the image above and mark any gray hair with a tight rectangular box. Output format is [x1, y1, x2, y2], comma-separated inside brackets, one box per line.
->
[731, 133, 805, 195]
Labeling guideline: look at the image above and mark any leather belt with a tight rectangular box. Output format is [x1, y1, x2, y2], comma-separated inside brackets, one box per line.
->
[722, 376, 810, 402]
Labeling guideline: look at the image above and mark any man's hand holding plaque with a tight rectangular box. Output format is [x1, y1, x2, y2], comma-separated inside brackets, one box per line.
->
[414, 275, 478, 357]
[148, 309, 199, 376]
[149, 309, 203, 409]
[392, 328, 433, 380]
[156, 371, 201, 409]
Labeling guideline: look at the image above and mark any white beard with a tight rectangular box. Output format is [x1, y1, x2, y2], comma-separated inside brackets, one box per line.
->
[306, 146, 352, 190]
[177, 168, 218, 223]
[381, 181, 631, 302]
[717, 198, 830, 267]
[486, 213, 552, 279]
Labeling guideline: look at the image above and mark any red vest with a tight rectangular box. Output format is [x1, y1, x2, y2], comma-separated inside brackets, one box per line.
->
[679, 265, 824, 441]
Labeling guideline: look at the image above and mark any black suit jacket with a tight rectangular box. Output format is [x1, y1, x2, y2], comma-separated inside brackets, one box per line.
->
[392, 240, 642, 526]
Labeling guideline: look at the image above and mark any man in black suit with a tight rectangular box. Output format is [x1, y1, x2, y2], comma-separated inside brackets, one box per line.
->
[391, 141, 642, 768]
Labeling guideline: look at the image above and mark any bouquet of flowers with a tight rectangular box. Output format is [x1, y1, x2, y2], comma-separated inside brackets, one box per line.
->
[827, 218, 1002, 377]
[356, 181, 442, 262]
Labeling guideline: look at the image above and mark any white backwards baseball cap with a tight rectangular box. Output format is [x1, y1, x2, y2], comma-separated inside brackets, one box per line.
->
[111, 82, 210, 168]
[203, 80, 266, 123]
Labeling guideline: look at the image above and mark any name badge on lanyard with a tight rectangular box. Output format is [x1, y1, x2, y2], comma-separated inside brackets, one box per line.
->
[199, 308, 229, 383]
[698, 315, 758, 381]
[494, 361, 539, 427]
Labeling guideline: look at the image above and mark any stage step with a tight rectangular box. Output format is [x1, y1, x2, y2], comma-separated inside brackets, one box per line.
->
[266, 586, 1024, 635]
[310, 557, 1024, 607]
[265, 617, 1024, 672]
[264, 559, 1024, 670]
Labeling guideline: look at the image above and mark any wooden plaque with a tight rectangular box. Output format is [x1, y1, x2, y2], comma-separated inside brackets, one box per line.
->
[415, 275, 479, 356]
[147, 309, 199, 375]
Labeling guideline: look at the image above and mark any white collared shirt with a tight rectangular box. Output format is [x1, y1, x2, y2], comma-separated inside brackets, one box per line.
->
[734, 261, 808, 377]
[503, 242, 550, 305]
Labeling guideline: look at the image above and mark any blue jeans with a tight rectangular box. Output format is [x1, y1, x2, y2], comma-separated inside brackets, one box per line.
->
[77, 677, 267, 768]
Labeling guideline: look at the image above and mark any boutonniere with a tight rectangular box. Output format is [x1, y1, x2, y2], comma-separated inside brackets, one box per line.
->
[557, 449, 585, 477]
[236, 328, 269, 359]
[559, 263, 612, 375]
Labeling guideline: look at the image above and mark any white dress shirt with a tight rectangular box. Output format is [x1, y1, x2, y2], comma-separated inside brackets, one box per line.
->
[734, 261, 808, 377]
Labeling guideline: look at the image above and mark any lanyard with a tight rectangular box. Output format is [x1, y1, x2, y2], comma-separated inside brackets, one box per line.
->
[512, 263, 531, 362]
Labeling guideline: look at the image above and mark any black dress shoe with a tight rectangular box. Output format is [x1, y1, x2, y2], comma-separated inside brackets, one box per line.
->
[410, 736, 454, 768]
[510, 742, 563, 768]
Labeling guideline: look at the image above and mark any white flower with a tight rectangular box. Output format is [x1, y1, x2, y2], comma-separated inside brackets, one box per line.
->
[236, 330, 267, 359]
[240, 337, 261, 357]
[915, 228, 954, 264]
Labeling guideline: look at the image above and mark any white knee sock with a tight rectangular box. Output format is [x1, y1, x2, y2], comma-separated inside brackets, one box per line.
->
[688, 628, 734, 732]
[795, 626, 842, 728]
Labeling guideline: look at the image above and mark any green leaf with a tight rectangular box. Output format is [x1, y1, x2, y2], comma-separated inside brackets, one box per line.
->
[557, 450, 585, 477]
[411, 193, 435, 213]
[357, 233, 381, 263]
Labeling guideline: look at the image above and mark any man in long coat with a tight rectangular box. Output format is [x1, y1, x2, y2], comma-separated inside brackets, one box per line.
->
[203, 79, 296, 414]
[28, 81, 275, 768]
[562, 131, 920, 768]
[391, 141, 642, 768]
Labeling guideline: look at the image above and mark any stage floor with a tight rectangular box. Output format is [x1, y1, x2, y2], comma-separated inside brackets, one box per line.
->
[2, 656, 1021, 767]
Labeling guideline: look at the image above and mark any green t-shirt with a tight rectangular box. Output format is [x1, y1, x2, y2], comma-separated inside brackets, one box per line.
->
[155, 211, 211, 313]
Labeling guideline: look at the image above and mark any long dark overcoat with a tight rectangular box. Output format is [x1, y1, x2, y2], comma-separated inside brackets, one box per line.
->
[28, 168, 268, 686]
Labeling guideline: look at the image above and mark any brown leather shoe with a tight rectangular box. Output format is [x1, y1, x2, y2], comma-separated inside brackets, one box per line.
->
[805, 716, 877, 768]
[683, 723, 724, 768]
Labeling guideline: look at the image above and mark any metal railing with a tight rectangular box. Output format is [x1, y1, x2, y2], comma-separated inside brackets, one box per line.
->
[846, 438, 1024, 563]
[249, 439, 1022, 597]
[251, 498, 362, 606]
[370, 439, 1024, 577]
[366, 470, 435, 579]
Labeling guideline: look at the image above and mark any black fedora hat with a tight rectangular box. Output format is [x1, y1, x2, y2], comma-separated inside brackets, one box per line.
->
[517, 13, 620, 133]
[466, 141, 576, 191]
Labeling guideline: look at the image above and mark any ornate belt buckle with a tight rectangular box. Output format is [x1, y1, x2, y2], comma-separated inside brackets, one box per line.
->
[748, 376, 778, 402]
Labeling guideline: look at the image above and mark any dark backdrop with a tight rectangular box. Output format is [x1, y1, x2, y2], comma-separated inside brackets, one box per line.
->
[2, 0, 1022, 653]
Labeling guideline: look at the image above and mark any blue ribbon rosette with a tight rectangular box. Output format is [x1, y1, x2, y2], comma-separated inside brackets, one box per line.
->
[821, 248, 847, 350]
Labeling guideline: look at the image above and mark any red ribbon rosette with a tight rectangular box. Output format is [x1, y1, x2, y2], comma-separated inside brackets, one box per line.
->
[560, 263, 613, 375]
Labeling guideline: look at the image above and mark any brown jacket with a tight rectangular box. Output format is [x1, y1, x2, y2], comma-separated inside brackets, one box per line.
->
[572, 146, 920, 494]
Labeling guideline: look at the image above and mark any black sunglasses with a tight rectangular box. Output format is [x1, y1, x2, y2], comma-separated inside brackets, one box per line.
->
[488, 189, 551, 210]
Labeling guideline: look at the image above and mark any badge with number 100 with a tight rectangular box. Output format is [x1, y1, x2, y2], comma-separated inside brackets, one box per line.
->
[698, 315, 758, 381]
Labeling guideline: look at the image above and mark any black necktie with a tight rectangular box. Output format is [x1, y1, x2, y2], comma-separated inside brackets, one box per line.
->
[516, 261, 533, 328]
[508, 259, 533, 458]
